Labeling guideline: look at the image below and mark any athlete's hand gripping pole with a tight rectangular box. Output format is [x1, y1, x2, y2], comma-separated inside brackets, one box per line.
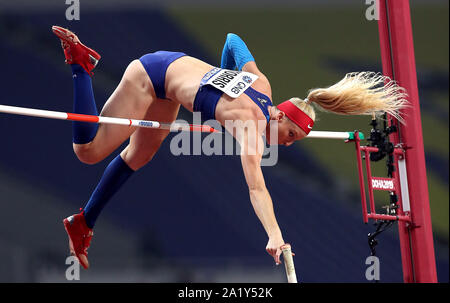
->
[281, 243, 298, 283]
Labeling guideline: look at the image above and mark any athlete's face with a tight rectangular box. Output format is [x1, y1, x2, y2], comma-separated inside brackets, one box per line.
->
[265, 113, 307, 146]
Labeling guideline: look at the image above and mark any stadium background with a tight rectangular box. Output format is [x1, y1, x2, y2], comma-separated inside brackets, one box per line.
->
[0, 0, 447, 282]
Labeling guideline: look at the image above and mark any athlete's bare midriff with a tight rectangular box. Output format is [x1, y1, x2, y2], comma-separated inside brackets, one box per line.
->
[164, 56, 213, 110]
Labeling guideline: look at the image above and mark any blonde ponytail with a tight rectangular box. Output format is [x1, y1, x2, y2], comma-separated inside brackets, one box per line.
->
[306, 72, 409, 123]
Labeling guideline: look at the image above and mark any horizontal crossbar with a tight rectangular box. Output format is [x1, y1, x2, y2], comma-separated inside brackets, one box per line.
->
[306, 131, 364, 140]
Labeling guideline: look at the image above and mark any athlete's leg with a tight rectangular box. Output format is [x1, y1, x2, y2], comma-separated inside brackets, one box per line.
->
[74, 59, 156, 164]
[52, 26, 102, 145]
[120, 100, 181, 170]
[53, 26, 156, 164]
[81, 99, 180, 228]
[63, 98, 179, 269]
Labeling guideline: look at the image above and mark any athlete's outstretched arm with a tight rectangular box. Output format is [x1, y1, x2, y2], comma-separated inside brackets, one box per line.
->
[236, 126, 285, 265]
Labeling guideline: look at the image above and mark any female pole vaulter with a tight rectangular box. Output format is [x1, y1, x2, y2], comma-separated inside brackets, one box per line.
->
[52, 26, 407, 270]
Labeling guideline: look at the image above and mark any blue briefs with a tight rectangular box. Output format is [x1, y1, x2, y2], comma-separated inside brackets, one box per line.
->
[139, 51, 187, 99]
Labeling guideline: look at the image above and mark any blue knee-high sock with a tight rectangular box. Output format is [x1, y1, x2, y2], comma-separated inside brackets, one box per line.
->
[71, 64, 99, 144]
[83, 154, 134, 228]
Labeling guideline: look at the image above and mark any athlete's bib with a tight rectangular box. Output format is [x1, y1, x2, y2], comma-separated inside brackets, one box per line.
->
[200, 67, 259, 98]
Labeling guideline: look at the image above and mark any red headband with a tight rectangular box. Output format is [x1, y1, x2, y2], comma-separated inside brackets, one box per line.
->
[277, 100, 314, 135]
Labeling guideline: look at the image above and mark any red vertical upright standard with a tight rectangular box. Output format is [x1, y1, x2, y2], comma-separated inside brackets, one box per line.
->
[377, 0, 437, 282]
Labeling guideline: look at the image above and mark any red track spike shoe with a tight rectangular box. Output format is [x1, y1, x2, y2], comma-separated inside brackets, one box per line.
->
[63, 211, 94, 269]
[52, 25, 101, 76]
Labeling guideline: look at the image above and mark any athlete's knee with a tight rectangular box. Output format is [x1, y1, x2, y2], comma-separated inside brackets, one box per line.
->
[121, 149, 157, 171]
[121, 141, 163, 170]
[73, 142, 106, 165]
[128, 152, 156, 170]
